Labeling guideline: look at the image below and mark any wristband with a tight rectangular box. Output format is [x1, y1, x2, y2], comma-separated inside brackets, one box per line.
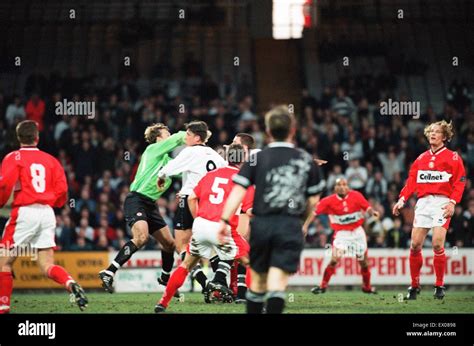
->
[449, 199, 456, 205]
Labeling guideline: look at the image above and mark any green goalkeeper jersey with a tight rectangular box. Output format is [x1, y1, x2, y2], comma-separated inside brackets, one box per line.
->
[130, 131, 186, 201]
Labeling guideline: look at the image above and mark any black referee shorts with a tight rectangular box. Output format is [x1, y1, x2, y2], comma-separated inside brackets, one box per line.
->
[123, 192, 167, 233]
[249, 215, 304, 274]
[173, 195, 194, 230]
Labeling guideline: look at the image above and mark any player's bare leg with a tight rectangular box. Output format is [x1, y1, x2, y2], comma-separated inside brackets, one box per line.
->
[406, 227, 429, 300]
[312, 247, 343, 294]
[358, 252, 376, 294]
[37, 248, 88, 311]
[153, 225, 177, 285]
[0, 254, 16, 314]
[100, 220, 149, 292]
[155, 252, 201, 313]
[246, 269, 267, 314]
[432, 226, 448, 299]
[175, 229, 192, 261]
[265, 267, 290, 314]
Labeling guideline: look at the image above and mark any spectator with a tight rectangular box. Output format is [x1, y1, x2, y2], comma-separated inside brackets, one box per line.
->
[5, 95, 26, 126]
[345, 159, 368, 192]
[341, 133, 364, 160]
[70, 235, 94, 251]
[76, 188, 97, 213]
[75, 218, 95, 242]
[331, 87, 356, 118]
[377, 148, 405, 182]
[25, 93, 46, 131]
[366, 170, 388, 202]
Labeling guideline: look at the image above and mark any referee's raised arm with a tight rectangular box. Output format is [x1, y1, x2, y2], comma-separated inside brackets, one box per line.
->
[220, 105, 324, 314]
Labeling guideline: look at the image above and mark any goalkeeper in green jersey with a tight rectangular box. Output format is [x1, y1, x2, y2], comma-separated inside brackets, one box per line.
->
[99, 123, 185, 292]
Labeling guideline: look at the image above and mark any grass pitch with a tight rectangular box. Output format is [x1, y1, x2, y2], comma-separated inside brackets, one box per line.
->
[11, 290, 474, 314]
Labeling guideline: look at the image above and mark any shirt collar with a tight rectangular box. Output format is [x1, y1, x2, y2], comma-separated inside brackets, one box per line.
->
[430, 146, 446, 155]
[268, 142, 295, 148]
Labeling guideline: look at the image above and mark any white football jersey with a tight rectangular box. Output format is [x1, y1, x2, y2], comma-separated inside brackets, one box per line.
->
[158, 145, 227, 195]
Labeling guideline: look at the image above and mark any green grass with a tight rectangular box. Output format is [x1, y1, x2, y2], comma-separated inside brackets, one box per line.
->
[11, 290, 474, 314]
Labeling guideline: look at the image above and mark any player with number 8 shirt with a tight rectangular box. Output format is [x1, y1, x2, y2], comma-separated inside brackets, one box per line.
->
[0, 120, 88, 313]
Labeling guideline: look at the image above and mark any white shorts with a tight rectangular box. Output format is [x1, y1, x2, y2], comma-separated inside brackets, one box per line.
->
[0, 204, 56, 249]
[332, 226, 367, 259]
[413, 195, 450, 229]
[189, 217, 246, 261]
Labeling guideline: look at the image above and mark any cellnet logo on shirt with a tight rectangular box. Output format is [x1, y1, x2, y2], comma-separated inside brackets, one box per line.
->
[329, 212, 363, 225]
[416, 170, 452, 183]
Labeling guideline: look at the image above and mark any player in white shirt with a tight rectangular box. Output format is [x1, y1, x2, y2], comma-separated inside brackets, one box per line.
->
[157, 121, 227, 261]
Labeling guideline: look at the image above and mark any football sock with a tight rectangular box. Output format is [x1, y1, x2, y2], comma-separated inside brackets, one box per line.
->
[192, 264, 209, 289]
[108, 241, 139, 273]
[160, 250, 175, 282]
[433, 248, 446, 286]
[265, 291, 286, 314]
[237, 264, 247, 299]
[0, 272, 13, 314]
[47, 265, 75, 289]
[361, 266, 371, 290]
[246, 290, 265, 314]
[159, 266, 188, 308]
[210, 255, 220, 272]
[321, 264, 336, 288]
[409, 248, 423, 288]
[213, 260, 233, 286]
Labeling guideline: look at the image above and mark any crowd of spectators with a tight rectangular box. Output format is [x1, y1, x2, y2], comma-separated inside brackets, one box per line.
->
[0, 67, 472, 252]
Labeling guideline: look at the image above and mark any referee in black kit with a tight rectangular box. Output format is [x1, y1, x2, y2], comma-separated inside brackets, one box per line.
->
[218, 105, 324, 314]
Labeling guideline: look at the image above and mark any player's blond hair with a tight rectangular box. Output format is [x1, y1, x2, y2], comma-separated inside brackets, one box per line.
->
[144, 123, 169, 143]
[424, 120, 454, 143]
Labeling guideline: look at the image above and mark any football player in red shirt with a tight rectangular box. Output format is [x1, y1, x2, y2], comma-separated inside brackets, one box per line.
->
[393, 120, 466, 300]
[303, 178, 379, 294]
[190, 134, 256, 303]
[154, 144, 253, 312]
[0, 121, 88, 313]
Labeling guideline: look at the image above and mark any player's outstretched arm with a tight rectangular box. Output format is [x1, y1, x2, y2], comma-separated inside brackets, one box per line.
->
[157, 146, 194, 186]
[148, 131, 186, 159]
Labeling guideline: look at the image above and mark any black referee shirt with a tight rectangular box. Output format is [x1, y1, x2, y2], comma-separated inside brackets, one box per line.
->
[232, 142, 324, 217]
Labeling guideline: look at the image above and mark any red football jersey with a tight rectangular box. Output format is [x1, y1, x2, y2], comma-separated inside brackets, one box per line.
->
[0, 147, 68, 208]
[193, 166, 254, 230]
[399, 146, 466, 203]
[315, 190, 370, 231]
